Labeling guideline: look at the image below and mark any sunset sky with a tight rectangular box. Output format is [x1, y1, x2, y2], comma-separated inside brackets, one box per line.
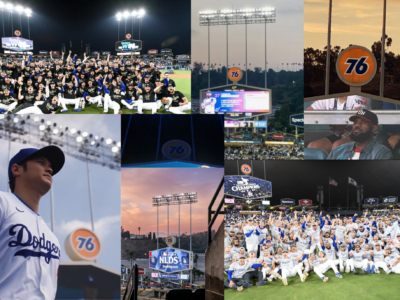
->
[305, 0, 400, 53]
[121, 168, 224, 237]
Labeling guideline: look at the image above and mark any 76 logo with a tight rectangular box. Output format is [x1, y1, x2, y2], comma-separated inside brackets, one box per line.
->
[77, 236, 95, 251]
[344, 57, 369, 75]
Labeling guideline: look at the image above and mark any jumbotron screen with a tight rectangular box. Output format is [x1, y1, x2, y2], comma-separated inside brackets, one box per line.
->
[224, 176, 272, 199]
[2, 37, 33, 51]
[225, 120, 267, 128]
[200, 90, 270, 113]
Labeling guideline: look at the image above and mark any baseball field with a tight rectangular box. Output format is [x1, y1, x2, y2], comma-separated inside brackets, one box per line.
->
[224, 270, 399, 300]
[54, 70, 191, 114]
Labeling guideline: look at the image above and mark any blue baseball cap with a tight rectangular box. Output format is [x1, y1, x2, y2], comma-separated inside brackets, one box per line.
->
[8, 146, 65, 180]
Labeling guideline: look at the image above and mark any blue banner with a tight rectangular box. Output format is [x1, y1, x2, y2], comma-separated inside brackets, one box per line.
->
[224, 176, 272, 199]
[383, 196, 398, 204]
[121, 267, 126, 274]
[149, 248, 192, 274]
[290, 114, 304, 127]
[281, 198, 295, 206]
[364, 198, 378, 205]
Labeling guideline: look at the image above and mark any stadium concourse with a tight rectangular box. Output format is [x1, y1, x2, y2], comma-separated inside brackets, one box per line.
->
[0, 52, 191, 115]
[225, 144, 304, 160]
[224, 207, 400, 300]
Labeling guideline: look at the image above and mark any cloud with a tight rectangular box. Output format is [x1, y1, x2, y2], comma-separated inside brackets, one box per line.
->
[58, 214, 120, 241]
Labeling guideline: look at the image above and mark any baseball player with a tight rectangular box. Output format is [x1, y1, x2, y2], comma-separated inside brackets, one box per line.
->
[0, 146, 65, 299]
[243, 219, 260, 253]
[350, 244, 368, 274]
[201, 90, 217, 114]
[280, 249, 306, 286]
[225, 256, 263, 291]
[384, 248, 400, 274]
[0, 88, 18, 113]
[163, 85, 191, 114]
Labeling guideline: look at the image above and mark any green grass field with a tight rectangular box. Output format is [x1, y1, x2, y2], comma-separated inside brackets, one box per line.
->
[50, 70, 191, 114]
[225, 269, 399, 300]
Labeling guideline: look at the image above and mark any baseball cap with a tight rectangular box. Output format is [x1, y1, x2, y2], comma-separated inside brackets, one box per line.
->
[239, 255, 246, 259]
[8, 146, 65, 180]
[349, 109, 378, 125]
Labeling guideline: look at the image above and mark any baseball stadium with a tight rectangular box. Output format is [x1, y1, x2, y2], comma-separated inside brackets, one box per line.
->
[0, 0, 191, 115]
[224, 160, 400, 300]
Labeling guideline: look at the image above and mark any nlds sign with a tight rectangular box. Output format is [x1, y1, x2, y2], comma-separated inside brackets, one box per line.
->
[149, 247, 193, 274]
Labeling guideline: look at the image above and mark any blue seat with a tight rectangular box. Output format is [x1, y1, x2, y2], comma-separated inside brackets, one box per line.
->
[305, 148, 328, 160]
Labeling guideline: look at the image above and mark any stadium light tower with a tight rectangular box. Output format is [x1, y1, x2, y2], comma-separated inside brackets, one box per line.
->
[123, 11, 129, 36]
[138, 9, 145, 40]
[0, 2, 5, 38]
[152, 192, 198, 250]
[5, 3, 13, 36]
[199, 7, 276, 88]
[131, 10, 137, 38]
[116, 13, 122, 41]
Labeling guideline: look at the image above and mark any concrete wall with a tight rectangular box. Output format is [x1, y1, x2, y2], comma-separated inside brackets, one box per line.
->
[205, 222, 224, 300]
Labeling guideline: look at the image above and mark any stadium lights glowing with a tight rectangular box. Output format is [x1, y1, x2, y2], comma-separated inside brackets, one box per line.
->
[0, 2, 32, 16]
[116, 8, 145, 20]
[199, 7, 276, 25]
[76, 136, 83, 143]
[106, 138, 112, 145]
[70, 128, 77, 134]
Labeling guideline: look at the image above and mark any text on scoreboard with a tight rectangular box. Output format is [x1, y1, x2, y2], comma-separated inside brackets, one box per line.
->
[149, 247, 193, 274]
[201, 90, 270, 113]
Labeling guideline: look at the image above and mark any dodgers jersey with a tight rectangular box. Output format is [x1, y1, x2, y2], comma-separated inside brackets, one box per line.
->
[0, 192, 60, 300]
[202, 98, 216, 114]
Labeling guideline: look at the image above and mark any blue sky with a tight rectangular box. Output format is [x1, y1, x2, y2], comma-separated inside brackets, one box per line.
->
[0, 115, 121, 272]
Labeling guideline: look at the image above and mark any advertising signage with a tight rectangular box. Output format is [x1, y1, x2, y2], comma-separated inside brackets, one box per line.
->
[364, 198, 378, 205]
[115, 39, 142, 52]
[2, 37, 33, 51]
[383, 196, 398, 204]
[149, 247, 193, 274]
[224, 176, 272, 199]
[280, 198, 295, 206]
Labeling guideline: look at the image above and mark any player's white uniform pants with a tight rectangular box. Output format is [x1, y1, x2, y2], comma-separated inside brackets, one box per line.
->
[352, 259, 368, 270]
[262, 267, 272, 279]
[390, 264, 400, 274]
[104, 94, 121, 114]
[15, 106, 44, 114]
[121, 99, 138, 110]
[169, 103, 191, 114]
[282, 265, 303, 279]
[0, 102, 17, 111]
[86, 95, 102, 105]
[313, 261, 339, 278]
[339, 258, 354, 271]
[60, 97, 80, 110]
[137, 100, 157, 114]
[34, 101, 44, 106]
[245, 243, 258, 253]
[374, 261, 389, 272]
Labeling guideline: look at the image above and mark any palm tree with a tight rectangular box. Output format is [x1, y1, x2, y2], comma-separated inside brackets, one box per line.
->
[129, 251, 134, 269]
[138, 227, 141, 237]
[194, 254, 198, 267]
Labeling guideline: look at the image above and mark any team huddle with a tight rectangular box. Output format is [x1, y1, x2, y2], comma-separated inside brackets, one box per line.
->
[224, 210, 400, 291]
[0, 51, 190, 115]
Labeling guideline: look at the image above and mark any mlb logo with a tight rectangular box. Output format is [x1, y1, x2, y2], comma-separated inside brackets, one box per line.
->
[163, 252, 168, 256]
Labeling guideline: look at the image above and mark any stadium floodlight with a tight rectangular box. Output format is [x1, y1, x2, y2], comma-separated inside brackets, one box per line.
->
[5, 3, 13, 11]
[0, 2, 4, 9]
[117, 142, 121, 147]
[199, 7, 276, 87]
[15, 5, 23, 13]
[76, 136, 83, 143]
[95, 135, 99, 140]
[116, 12, 122, 19]
[131, 10, 137, 16]
[39, 125, 45, 131]
[138, 9, 145, 17]
[70, 128, 77, 134]
[53, 129, 59, 134]
[123, 11, 130, 19]
[82, 131, 88, 137]
[106, 138, 112, 145]
[46, 121, 51, 125]
[25, 8, 32, 17]
[13, 117, 18, 123]
[111, 146, 118, 153]
[34, 117, 39, 122]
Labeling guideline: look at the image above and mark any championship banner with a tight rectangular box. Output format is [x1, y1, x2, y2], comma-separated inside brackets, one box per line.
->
[299, 199, 312, 206]
[364, 198, 378, 205]
[149, 247, 193, 274]
[383, 196, 398, 204]
[224, 176, 272, 199]
[280, 198, 295, 206]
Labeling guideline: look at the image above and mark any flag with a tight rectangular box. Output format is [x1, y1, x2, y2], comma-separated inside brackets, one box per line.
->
[329, 177, 338, 186]
[348, 177, 357, 186]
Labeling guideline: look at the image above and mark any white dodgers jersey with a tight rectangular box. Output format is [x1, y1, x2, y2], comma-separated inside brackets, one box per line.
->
[202, 98, 216, 114]
[0, 191, 60, 300]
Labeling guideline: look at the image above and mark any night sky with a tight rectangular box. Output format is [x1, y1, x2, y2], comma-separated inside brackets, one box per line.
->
[4, 0, 190, 55]
[225, 160, 400, 209]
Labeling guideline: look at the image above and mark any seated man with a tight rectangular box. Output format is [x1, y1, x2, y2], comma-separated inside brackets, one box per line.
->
[224, 256, 263, 291]
[326, 109, 392, 160]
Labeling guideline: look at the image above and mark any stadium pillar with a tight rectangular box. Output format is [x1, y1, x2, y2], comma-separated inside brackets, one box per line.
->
[167, 203, 169, 236]
[380, 0, 386, 97]
[86, 156, 96, 262]
[1, 11, 4, 38]
[245, 21, 248, 85]
[325, 0, 332, 95]
[208, 19, 210, 88]
[10, 12, 13, 36]
[265, 21, 267, 88]
[157, 205, 159, 249]
[178, 201, 180, 248]
[226, 22, 228, 85]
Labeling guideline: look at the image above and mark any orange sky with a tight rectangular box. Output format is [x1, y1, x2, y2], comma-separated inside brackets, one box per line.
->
[305, 0, 400, 53]
[121, 168, 224, 237]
